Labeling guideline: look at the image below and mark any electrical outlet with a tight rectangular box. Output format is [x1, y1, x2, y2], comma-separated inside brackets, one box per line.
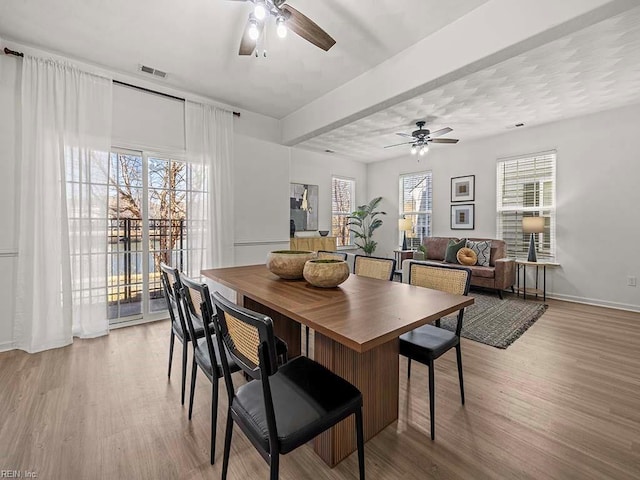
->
[628, 276, 637, 287]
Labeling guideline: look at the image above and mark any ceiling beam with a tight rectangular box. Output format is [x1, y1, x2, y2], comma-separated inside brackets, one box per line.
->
[281, 0, 638, 146]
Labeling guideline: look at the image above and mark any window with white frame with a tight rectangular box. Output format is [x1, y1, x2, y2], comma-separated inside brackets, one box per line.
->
[496, 151, 556, 260]
[399, 172, 432, 249]
[331, 176, 355, 247]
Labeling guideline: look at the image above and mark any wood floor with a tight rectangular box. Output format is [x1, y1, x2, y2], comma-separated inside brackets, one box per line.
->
[1, 297, 639, 479]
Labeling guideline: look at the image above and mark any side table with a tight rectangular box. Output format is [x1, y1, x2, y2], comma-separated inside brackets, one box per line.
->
[393, 249, 414, 281]
[515, 260, 560, 302]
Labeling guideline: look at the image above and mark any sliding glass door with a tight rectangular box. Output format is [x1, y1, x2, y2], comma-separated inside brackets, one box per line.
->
[107, 148, 201, 324]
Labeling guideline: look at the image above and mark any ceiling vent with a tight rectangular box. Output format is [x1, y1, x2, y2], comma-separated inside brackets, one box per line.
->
[139, 64, 167, 79]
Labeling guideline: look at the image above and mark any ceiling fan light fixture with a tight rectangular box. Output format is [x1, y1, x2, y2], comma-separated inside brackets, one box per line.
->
[248, 19, 260, 41]
[254, 1, 267, 21]
[419, 145, 428, 156]
[276, 16, 287, 38]
[410, 145, 417, 155]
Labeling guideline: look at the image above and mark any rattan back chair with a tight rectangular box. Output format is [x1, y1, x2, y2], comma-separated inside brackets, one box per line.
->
[399, 261, 471, 440]
[180, 276, 240, 465]
[212, 291, 366, 480]
[317, 250, 348, 261]
[353, 255, 396, 281]
[160, 262, 205, 406]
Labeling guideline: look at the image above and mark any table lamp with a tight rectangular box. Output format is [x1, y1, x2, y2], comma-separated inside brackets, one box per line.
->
[522, 216, 545, 262]
[399, 217, 413, 250]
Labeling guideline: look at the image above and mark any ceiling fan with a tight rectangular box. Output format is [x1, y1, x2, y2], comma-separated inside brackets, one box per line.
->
[385, 121, 459, 156]
[231, 0, 336, 55]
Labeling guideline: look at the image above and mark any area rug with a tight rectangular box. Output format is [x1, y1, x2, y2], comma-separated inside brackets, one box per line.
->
[438, 291, 548, 349]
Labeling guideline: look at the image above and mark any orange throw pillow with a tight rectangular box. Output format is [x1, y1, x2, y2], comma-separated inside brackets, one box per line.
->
[457, 247, 477, 266]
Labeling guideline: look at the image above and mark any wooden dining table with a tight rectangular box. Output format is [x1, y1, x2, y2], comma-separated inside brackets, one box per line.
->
[201, 264, 474, 467]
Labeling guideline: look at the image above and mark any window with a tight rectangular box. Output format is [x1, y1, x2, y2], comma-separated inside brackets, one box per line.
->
[496, 151, 556, 259]
[105, 149, 206, 323]
[331, 177, 355, 247]
[399, 172, 432, 249]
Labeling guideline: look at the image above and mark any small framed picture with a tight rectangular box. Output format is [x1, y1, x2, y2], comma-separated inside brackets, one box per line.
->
[451, 204, 475, 230]
[451, 175, 475, 202]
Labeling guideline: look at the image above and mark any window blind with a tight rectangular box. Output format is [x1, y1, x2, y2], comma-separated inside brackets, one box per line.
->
[399, 172, 432, 249]
[331, 177, 355, 247]
[496, 151, 556, 259]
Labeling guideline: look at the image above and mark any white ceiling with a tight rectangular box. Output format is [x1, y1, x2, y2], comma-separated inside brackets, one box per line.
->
[0, 0, 487, 119]
[2, 0, 639, 163]
[298, 5, 640, 161]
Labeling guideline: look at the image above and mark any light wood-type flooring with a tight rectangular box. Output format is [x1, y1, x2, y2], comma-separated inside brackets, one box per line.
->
[1, 297, 639, 479]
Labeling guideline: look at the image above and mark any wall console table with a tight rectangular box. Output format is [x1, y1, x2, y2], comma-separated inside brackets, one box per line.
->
[515, 260, 560, 302]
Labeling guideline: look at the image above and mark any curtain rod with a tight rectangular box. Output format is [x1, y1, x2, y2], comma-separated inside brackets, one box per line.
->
[3, 47, 240, 117]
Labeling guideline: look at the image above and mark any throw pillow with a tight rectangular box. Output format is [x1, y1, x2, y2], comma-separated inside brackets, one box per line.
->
[457, 247, 477, 266]
[444, 238, 466, 264]
[466, 240, 491, 267]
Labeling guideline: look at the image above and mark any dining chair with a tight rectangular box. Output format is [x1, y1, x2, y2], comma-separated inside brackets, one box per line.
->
[180, 275, 241, 465]
[317, 250, 348, 261]
[303, 250, 349, 356]
[160, 262, 205, 406]
[353, 254, 396, 281]
[211, 291, 366, 480]
[399, 261, 471, 440]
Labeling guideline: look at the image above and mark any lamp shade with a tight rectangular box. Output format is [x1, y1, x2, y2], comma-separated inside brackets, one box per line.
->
[398, 218, 413, 232]
[522, 216, 545, 233]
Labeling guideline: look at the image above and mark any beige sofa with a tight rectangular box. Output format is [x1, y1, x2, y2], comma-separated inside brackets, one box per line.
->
[403, 237, 516, 298]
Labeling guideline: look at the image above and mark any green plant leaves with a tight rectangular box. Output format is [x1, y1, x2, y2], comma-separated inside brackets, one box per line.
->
[347, 196, 386, 256]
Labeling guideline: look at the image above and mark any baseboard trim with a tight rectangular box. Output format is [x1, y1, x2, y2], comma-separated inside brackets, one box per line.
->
[547, 292, 640, 313]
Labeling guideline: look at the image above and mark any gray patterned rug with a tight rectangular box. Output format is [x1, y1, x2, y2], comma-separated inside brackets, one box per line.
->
[438, 291, 548, 349]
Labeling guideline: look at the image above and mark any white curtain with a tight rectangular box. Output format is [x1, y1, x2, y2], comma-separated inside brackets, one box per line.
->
[14, 56, 112, 353]
[185, 101, 234, 275]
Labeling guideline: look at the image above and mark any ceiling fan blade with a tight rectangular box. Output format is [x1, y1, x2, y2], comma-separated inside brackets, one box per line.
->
[395, 133, 414, 138]
[384, 141, 416, 149]
[429, 138, 459, 144]
[238, 17, 264, 56]
[281, 4, 336, 51]
[428, 127, 453, 138]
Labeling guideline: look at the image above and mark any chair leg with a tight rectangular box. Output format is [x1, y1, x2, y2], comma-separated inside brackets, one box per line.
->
[188, 357, 197, 420]
[355, 408, 365, 480]
[221, 410, 234, 480]
[181, 340, 188, 405]
[428, 360, 435, 441]
[497, 289, 503, 299]
[210, 379, 219, 465]
[168, 330, 175, 378]
[456, 345, 465, 405]
[269, 453, 279, 480]
[407, 358, 412, 379]
[305, 326, 310, 357]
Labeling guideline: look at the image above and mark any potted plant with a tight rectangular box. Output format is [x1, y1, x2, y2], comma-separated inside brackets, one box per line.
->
[347, 196, 386, 256]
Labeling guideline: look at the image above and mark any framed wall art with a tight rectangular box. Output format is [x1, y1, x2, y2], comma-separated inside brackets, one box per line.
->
[451, 175, 475, 202]
[451, 204, 475, 230]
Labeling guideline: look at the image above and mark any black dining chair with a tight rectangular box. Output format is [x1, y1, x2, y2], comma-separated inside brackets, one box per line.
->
[160, 262, 205, 405]
[353, 254, 396, 281]
[211, 291, 366, 480]
[180, 275, 242, 465]
[399, 261, 471, 440]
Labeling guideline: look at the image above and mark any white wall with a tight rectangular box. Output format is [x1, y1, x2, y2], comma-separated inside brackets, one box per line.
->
[233, 135, 291, 265]
[368, 103, 640, 311]
[0, 52, 20, 349]
[290, 148, 368, 232]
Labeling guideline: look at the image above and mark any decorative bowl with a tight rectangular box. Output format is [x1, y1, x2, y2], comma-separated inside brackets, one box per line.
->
[318, 230, 330, 237]
[266, 250, 315, 279]
[303, 259, 350, 288]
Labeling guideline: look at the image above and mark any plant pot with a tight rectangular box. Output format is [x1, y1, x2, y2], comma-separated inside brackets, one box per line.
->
[303, 259, 350, 288]
[266, 250, 315, 279]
